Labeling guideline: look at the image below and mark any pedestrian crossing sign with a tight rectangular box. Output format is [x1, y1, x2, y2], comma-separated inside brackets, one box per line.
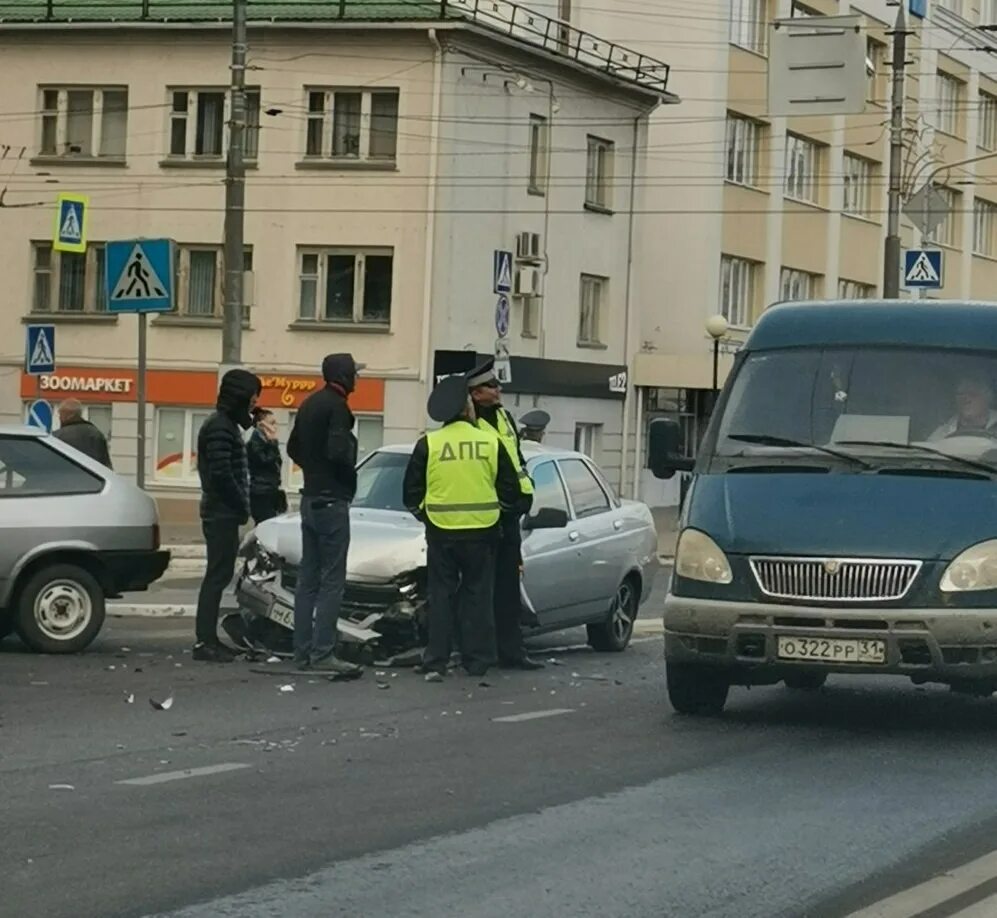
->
[903, 249, 943, 289]
[25, 324, 56, 375]
[53, 193, 88, 254]
[105, 239, 175, 313]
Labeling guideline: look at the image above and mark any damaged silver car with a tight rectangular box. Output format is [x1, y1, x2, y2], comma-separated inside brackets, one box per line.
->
[230, 442, 659, 663]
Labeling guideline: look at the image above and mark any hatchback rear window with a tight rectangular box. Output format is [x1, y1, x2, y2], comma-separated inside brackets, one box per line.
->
[0, 436, 103, 497]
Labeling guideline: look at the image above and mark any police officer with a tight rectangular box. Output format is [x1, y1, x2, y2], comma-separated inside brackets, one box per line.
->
[466, 358, 544, 670]
[520, 408, 551, 444]
[403, 374, 522, 681]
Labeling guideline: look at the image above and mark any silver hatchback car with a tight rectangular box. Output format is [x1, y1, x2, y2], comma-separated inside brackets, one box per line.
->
[0, 425, 170, 653]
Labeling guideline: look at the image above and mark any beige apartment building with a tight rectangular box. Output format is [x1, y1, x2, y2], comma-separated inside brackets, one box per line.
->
[0, 0, 675, 520]
[562, 0, 997, 505]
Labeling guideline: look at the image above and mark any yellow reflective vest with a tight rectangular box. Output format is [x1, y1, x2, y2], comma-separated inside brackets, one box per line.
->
[478, 408, 534, 496]
[425, 421, 502, 530]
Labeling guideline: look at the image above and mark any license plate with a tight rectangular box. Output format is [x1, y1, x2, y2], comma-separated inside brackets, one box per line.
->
[264, 599, 294, 630]
[777, 635, 886, 664]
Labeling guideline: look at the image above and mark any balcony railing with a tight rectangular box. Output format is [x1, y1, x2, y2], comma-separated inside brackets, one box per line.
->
[0, 0, 672, 95]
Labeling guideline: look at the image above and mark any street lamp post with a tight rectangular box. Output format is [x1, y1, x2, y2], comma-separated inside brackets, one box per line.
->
[706, 314, 729, 394]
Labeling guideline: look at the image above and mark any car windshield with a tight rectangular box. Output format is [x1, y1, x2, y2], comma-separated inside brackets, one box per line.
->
[713, 346, 997, 472]
[352, 450, 409, 511]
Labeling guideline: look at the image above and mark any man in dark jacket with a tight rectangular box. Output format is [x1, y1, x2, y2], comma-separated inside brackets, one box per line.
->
[193, 368, 261, 663]
[286, 354, 364, 677]
[247, 408, 286, 525]
[54, 399, 112, 468]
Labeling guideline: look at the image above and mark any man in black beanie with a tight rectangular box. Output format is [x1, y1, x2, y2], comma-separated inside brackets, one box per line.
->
[286, 354, 365, 677]
[194, 368, 262, 663]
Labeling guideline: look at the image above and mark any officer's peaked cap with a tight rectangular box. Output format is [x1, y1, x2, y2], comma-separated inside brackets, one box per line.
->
[466, 357, 497, 388]
[428, 374, 469, 423]
[520, 408, 550, 430]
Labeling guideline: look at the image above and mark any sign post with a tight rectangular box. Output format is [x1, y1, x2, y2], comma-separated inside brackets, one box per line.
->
[105, 239, 176, 488]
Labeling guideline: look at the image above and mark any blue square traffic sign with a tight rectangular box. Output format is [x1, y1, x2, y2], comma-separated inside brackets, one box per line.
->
[25, 324, 56, 375]
[903, 249, 943, 289]
[105, 239, 175, 313]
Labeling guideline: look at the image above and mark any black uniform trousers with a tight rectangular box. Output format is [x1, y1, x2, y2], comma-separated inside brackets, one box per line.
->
[195, 517, 241, 644]
[424, 535, 497, 673]
[494, 518, 528, 664]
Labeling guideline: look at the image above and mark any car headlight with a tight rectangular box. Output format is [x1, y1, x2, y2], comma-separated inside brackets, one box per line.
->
[940, 540, 997, 592]
[674, 529, 733, 585]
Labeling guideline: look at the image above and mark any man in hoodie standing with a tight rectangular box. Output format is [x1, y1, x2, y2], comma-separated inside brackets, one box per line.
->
[286, 354, 364, 677]
[194, 368, 262, 663]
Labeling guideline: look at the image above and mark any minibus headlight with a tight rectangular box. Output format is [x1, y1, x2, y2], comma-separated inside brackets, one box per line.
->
[941, 540, 997, 593]
[675, 529, 734, 585]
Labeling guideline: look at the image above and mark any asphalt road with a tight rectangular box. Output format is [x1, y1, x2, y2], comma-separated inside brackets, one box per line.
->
[8, 586, 997, 917]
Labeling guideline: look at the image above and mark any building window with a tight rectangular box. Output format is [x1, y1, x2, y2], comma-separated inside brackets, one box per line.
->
[167, 245, 253, 318]
[286, 413, 383, 491]
[585, 136, 614, 210]
[42, 402, 113, 442]
[168, 88, 261, 161]
[528, 114, 549, 195]
[785, 134, 821, 204]
[730, 0, 767, 54]
[155, 407, 213, 484]
[937, 73, 964, 137]
[725, 114, 761, 187]
[790, 1, 819, 15]
[866, 39, 885, 104]
[842, 153, 873, 218]
[974, 198, 997, 256]
[31, 242, 107, 314]
[296, 248, 393, 325]
[578, 273, 606, 346]
[926, 187, 959, 247]
[719, 254, 756, 328]
[573, 423, 603, 462]
[980, 91, 997, 150]
[838, 279, 876, 299]
[38, 87, 128, 159]
[303, 88, 399, 162]
[521, 297, 540, 338]
[780, 267, 820, 301]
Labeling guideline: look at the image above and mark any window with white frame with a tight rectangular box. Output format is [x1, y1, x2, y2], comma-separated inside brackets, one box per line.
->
[573, 422, 603, 462]
[529, 114, 549, 195]
[24, 402, 112, 442]
[155, 407, 213, 484]
[585, 136, 614, 210]
[163, 245, 253, 319]
[730, 0, 767, 54]
[867, 39, 885, 104]
[936, 72, 964, 137]
[38, 86, 128, 159]
[780, 267, 820, 301]
[296, 248, 393, 325]
[168, 88, 261, 161]
[285, 413, 384, 491]
[304, 88, 399, 162]
[578, 274, 606, 345]
[980, 91, 997, 150]
[785, 134, 821, 204]
[719, 254, 757, 328]
[926, 187, 959, 247]
[31, 242, 107, 314]
[974, 198, 997, 256]
[838, 279, 875, 299]
[842, 153, 873, 218]
[725, 113, 761, 186]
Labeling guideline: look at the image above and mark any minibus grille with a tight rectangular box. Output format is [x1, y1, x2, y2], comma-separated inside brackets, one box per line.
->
[750, 557, 921, 603]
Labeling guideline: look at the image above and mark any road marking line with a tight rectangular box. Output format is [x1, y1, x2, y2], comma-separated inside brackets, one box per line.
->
[846, 848, 997, 917]
[117, 762, 251, 786]
[951, 893, 997, 917]
[492, 708, 575, 723]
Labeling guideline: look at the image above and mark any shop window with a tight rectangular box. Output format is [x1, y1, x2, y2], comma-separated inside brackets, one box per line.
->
[155, 407, 212, 484]
[284, 413, 384, 491]
[32, 402, 113, 442]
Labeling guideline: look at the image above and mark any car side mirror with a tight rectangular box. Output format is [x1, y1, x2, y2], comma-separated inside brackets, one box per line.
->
[523, 507, 569, 531]
[647, 418, 695, 480]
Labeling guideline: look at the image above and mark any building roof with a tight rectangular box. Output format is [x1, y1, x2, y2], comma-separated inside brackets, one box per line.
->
[0, 0, 675, 99]
[745, 300, 997, 353]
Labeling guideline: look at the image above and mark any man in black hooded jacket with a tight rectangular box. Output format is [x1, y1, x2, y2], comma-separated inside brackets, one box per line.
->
[286, 354, 364, 676]
[193, 368, 261, 663]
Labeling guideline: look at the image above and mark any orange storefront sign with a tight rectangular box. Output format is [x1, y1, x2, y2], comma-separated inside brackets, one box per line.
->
[20, 367, 385, 412]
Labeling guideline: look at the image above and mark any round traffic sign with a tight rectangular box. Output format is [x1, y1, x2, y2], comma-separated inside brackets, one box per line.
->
[27, 399, 53, 433]
[495, 295, 510, 337]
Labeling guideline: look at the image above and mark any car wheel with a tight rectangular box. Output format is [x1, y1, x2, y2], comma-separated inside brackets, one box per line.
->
[0, 610, 14, 641]
[666, 662, 730, 716]
[784, 671, 827, 691]
[586, 576, 639, 652]
[15, 564, 105, 654]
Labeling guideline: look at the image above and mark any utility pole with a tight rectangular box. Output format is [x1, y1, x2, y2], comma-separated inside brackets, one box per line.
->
[883, 2, 909, 299]
[222, 0, 247, 366]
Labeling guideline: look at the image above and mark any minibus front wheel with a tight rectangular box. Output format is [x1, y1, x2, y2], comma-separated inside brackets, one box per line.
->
[666, 662, 729, 716]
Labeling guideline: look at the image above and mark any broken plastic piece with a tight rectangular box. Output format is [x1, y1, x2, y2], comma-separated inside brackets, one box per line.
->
[149, 694, 174, 711]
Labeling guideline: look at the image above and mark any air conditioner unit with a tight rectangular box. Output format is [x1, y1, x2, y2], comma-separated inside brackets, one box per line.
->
[516, 231, 542, 261]
[514, 266, 543, 297]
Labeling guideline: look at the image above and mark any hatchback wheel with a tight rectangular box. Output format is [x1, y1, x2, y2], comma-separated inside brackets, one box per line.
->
[587, 577, 638, 652]
[16, 564, 105, 654]
[666, 662, 730, 716]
